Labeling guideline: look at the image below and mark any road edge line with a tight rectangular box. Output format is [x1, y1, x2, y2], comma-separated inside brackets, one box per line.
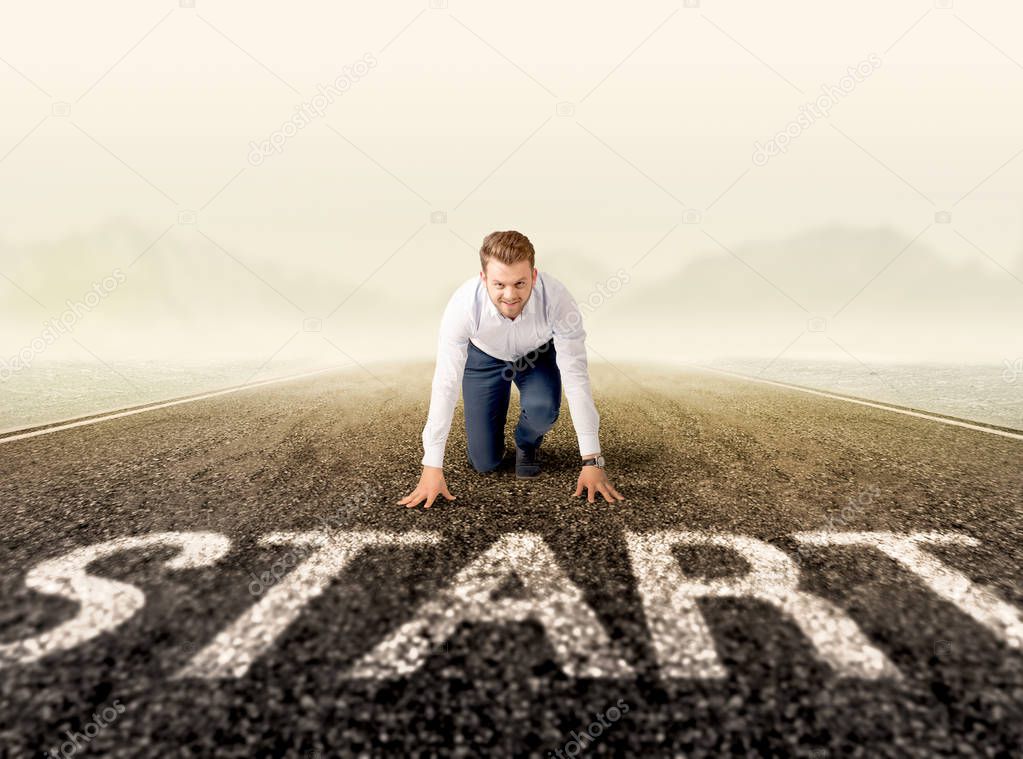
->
[690, 364, 1023, 442]
[0, 365, 349, 445]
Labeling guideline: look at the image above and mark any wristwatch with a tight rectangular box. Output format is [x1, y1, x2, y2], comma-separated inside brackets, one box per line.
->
[581, 454, 605, 468]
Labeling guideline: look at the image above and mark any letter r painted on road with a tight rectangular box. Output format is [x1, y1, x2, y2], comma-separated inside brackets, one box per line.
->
[624, 531, 899, 680]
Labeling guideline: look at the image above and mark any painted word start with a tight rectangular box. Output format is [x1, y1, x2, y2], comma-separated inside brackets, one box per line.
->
[0, 530, 1019, 680]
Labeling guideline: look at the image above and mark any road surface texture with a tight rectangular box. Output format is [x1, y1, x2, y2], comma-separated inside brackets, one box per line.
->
[1, 361, 1021, 758]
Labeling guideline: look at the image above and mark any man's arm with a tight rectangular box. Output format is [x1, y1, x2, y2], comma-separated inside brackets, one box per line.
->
[420, 289, 471, 469]
[398, 288, 470, 509]
[550, 279, 625, 504]
[549, 282, 601, 461]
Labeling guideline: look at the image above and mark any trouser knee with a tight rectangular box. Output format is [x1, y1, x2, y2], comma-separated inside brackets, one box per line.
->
[527, 400, 560, 428]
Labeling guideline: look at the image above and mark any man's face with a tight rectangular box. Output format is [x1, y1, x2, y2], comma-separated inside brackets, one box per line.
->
[481, 259, 537, 321]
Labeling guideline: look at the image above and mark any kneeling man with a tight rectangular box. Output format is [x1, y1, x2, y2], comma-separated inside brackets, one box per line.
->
[398, 230, 625, 509]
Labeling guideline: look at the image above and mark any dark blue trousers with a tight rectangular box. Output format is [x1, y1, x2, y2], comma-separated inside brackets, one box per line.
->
[463, 337, 562, 473]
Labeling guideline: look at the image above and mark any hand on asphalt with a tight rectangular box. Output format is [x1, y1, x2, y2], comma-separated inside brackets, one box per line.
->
[574, 466, 625, 504]
[397, 466, 457, 509]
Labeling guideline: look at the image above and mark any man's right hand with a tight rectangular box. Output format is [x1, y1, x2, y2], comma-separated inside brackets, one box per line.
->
[396, 466, 457, 509]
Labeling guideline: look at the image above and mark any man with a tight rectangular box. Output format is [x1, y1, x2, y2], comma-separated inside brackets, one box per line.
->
[397, 230, 625, 509]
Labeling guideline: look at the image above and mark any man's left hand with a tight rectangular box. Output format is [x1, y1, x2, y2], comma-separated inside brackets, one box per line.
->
[573, 466, 625, 504]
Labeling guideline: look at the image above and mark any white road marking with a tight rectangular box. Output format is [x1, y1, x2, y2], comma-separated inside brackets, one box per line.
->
[692, 364, 1023, 442]
[625, 531, 900, 679]
[176, 530, 440, 680]
[0, 532, 231, 667]
[795, 531, 1023, 649]
[0, 366, 347, 445]
[5, 530, 1019, 677]
[348, 533, 635, 679]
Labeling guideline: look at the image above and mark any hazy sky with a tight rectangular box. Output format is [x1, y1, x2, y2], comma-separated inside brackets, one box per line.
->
[2, 0, 1022, 370]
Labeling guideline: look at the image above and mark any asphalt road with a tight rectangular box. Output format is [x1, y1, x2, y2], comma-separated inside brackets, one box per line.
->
[1, 361, 1021, 758]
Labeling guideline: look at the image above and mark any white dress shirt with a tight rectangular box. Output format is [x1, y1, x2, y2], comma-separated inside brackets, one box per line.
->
[421, 271, 601, 468]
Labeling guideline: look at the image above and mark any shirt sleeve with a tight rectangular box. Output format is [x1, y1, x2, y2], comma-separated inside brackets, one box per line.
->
[550, 280, 601, 458]
[421, 287, 471, 468]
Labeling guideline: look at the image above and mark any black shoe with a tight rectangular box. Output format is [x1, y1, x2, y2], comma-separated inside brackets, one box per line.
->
[515, 444, 541, 479]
